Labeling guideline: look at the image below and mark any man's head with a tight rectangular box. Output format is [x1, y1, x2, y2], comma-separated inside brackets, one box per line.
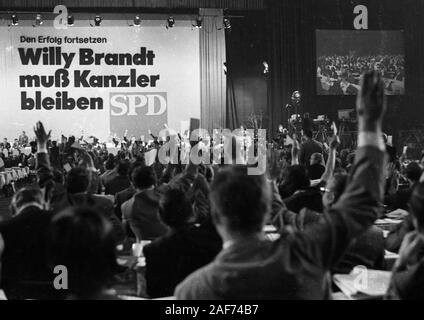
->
[310, 153, 324, 166]
[116, 160, 130, 177]
[403, 162, 422, 186]
[322, 173, 348, 209]
[46, 206, 118, 296]
[10, 187, 45, 216]
[210, 166, 270, 239]
[131, 165, 157, 190]
[303, 129, 313, 140]
[22, 131, 26, 135]
[66, 167, 90, 194]
[159, 188, 193, 230]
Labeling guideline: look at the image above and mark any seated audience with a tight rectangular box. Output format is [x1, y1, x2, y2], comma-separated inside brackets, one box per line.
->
[175, 71, 387, 299]
[103, 160, 130, 196]
[308, 152, 325, 180]
[298, 129, 324, 167]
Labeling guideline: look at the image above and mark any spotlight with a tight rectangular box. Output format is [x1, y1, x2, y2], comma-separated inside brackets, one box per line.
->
[166, 16, 175, 29]
[94, 14, 102, 26]
[11, 14, 18, 26]
[35, 14, 43, 26]
[263, 61, 269, 74]
[193, 16, 202, 28]
[133, 15, 141, 26]
[223, 16, 231, 30]
[67, 14, 74, 26]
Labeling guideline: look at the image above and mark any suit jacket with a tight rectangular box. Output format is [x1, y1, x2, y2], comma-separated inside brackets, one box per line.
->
[143, 222, 222, 298]
[0, 207, 59, 300]
[299, 139, 324, 167]
[175, 146, 386, 299]
[114, 186, 136, 220]
[104, 175, 130, 196]
[121, 189, 167, 241]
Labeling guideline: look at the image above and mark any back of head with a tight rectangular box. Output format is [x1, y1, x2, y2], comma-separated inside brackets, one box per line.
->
[131, 165, 157, 189]
[10, 187, 44, 216]
[328, 173, 348, 203]
[303, 129, 313, 140]
[46, 206, 118, 297]
[404, 162, 422, 184]
[409, 182, 424, 231]
[310, 152, 324, 166]
[280, 165, 310, 197]
[66, 167, 90, 194]
[210, 165, 270, 234]
[116, 160, 130, 176]
[159, 188, 193, 229]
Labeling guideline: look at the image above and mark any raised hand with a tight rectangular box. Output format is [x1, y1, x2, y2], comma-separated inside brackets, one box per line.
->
[329, 134, 340, 150]
[33, 121, 51, 147]
[356, 70, 387, 132]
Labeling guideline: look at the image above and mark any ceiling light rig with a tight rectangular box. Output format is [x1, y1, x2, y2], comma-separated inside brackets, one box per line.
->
[10, 13, 18, 26]
[34, 13, 43, 27]
[193, 15, 202, 28]
[166, 16, 175, 29]
[133, 15, 141, 27]
[94, 14, 102, 26]
[67, 14, 74, 26]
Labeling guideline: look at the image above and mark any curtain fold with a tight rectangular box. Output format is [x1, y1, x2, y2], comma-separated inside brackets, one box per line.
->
[199, 8, 227, 132]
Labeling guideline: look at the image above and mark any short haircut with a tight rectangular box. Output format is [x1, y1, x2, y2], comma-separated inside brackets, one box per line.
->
[404, 162, 422, 183]
[66, 167, 90, 194]
[303, 129, 313, 139]
[46, 206, 118, 296]
[210, 165, 270, 234]
[131, 165, 157, 189]
[116, 160, 130, 176]
[280, 165, 310, 197]
[11, 187, 43, 212]
[409, 182, 424, 229]
[159, 188, 193, 229]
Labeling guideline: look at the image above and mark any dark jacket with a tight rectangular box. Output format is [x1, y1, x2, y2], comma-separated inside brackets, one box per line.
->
[104, 175, 130, 196]
[0, 207, 59, 300]
[114, 186, 136, 220]
[299, 139, 324, 167]
[175, 146, 386, 299]
[121, 189, 167, 241]
[143, 222, 222, 298]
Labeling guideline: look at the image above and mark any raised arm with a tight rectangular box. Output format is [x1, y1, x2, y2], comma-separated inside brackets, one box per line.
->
[34, 121, 53, 188]
[301, 71, 387, 269]
[320, 134, 340, 183]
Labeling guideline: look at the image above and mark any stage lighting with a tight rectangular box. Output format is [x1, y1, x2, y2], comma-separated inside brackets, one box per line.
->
[94, 15, 102, 26]
[11, 14, 18, 26]
[166, 16, 175, 29]
[263, 61, 269, 74]
[133, 15, 141, 26]
[223, 16, 231, 30]
[67, 14, 74, 26]
[193, 16, 202, 28]
[35, 14, 43, 26]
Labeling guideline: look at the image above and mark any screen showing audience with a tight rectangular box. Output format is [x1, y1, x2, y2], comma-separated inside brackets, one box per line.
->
[316, 30, 405, 95]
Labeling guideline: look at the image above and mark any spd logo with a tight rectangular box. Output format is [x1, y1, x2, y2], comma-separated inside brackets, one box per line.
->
[109, 92, 167, 138]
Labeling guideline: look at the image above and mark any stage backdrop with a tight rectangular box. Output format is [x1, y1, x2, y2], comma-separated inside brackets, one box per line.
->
[0, 22, 200, 141]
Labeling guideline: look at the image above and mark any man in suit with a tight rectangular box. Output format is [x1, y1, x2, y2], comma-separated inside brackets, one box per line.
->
[299, 129, 324, 167]
[175, 71, 387, 300]
[0, 187, 58, 300]
[104, 160, 130, 196]
[143, 187, 221, 298]
[121, 166, 167, 241]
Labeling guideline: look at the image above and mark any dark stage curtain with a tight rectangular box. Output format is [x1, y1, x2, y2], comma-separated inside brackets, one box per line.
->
[266, 0, 314, 137]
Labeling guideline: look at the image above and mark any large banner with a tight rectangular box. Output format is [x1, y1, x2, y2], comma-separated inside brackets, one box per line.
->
[0, 25, 200, 141]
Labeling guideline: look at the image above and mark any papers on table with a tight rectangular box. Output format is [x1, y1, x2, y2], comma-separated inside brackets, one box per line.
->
[333, 268, 392, 300]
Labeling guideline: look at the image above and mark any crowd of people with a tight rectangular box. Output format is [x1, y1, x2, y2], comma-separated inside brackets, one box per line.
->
[317, 54, 405, 95]
[0, 71, 423, 300]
